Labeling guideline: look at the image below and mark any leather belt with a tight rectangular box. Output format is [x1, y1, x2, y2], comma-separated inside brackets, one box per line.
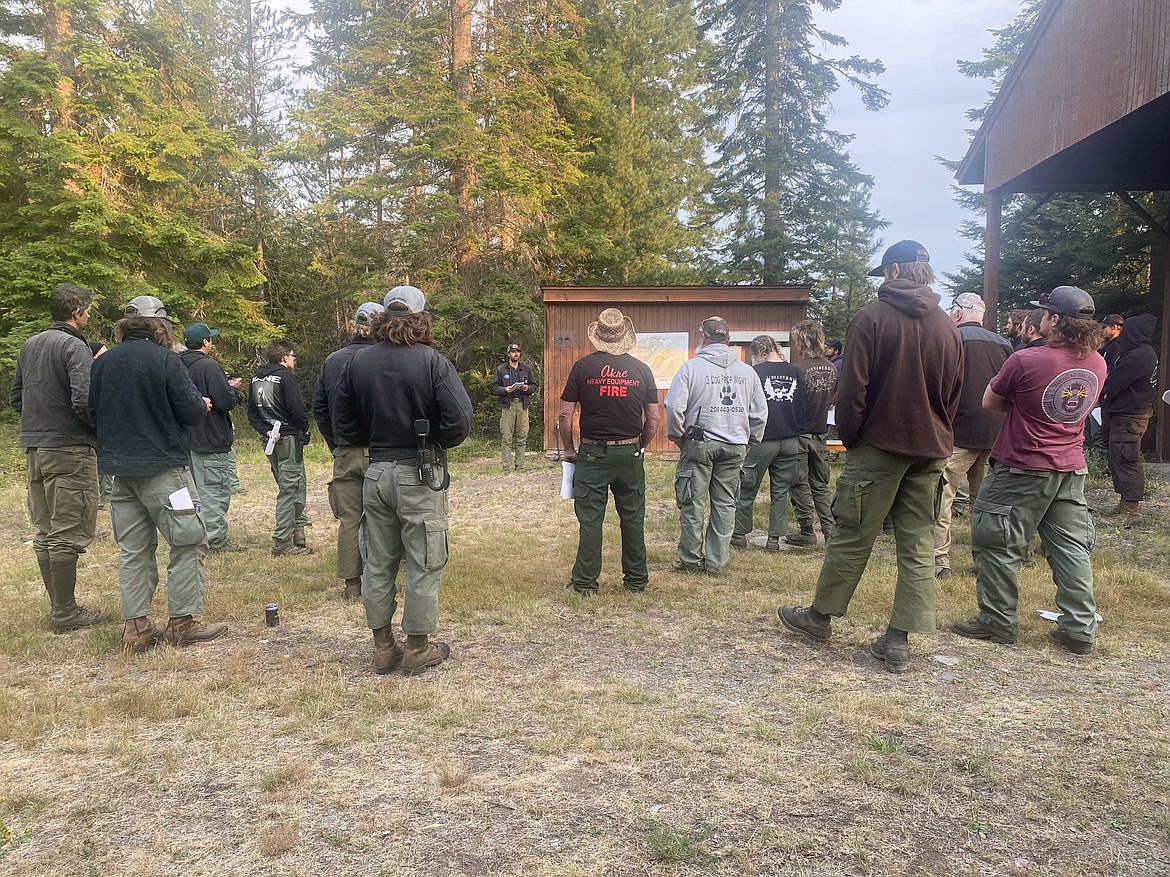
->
[581, 436, 640, 447]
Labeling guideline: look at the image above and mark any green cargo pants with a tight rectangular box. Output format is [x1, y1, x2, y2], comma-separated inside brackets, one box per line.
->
[674, 439, 746, 571]
[26, 445, 98, 564]
[360, 460, 449, 635]
[733, 437, 802, 539]
[328, 445, 370, 580]
[812, 442, 945, 635]
[190, 450, 233, 550]
[500, 399, 529, 472]
[970, 463, 1097, 644]
[571, 442, 648, 593]
[790, 433, 834, 538]
[268, 436, 307, 551]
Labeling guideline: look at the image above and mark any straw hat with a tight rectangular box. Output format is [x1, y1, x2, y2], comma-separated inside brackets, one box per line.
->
[587, 307, 636, 355]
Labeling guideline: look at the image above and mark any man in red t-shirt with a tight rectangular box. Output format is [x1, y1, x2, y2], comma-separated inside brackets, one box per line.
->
[559, 308, 661, 595]
[952, 286, 1107, 654]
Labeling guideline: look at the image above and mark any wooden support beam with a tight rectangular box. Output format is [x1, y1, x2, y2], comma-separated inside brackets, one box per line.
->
[982, 190, 1003, 330]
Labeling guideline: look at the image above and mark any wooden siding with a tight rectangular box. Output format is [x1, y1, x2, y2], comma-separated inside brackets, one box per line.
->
[541, 287, 810, 454]
[969, 0, 1170, 191]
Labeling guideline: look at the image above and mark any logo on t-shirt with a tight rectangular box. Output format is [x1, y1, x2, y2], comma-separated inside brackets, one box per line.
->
[1041, 368, 1099, 424]
[763, 374, 797, 403]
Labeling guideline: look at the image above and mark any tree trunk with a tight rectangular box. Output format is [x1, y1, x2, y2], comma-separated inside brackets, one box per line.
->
[41, 1, 74, 132]
[762, 0, 783, 284]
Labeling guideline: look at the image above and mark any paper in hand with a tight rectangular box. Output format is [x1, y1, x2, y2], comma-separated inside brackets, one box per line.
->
[265, 420, 282, 456]
[560, 462, 575, 499]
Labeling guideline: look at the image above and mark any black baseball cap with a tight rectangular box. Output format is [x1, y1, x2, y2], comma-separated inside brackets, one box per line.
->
[1030, 286, 1096, 319]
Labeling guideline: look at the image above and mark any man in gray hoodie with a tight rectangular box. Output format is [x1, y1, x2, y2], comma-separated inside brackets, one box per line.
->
[665, 316, 767, 572]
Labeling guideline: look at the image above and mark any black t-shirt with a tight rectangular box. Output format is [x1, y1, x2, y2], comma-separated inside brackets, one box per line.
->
[561, 352, 656, 441]
[755, 361, 804, 441]
[793, 356, 837, 434]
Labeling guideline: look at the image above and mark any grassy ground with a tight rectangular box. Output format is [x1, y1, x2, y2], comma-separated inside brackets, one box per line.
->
[0, 424, 1168, 876]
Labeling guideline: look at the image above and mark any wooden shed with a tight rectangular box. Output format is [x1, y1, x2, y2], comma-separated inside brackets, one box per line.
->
[542, 285, 811, 454]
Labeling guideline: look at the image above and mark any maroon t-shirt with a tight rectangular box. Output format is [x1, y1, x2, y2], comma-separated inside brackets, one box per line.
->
[561, 352, 657, 441]
[988, 345, 1107, 472]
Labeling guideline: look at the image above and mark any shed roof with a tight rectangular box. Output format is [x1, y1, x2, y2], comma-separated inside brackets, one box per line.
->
[957, 0, 1170, 193]
[542, 285, 810, 304]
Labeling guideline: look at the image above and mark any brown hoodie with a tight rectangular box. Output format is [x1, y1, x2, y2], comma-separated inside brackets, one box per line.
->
[836, 279, 963, 458]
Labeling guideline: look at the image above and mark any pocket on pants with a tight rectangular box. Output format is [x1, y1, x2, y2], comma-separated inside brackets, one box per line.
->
[424, 519, 449, 571]
[831, 478, 873, 528]
[674, 468, 694, 508]
[328, 481, 340, 519]
[971, 500, 1013, 550]
[159, 506, 208, 548]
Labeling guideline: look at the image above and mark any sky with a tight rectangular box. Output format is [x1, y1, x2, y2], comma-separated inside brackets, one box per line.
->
[811, 0, 1025, 291]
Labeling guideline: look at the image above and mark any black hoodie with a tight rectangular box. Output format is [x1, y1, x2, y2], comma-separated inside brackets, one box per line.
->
[1101, 313, 1158, 416]
[248, 362, 310, 443]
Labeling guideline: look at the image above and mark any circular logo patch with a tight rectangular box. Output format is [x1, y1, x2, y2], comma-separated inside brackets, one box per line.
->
[1041, 368, 1099, 423]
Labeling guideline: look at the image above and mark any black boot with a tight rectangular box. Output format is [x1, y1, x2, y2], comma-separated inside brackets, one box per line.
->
[48, 557, 110, 633]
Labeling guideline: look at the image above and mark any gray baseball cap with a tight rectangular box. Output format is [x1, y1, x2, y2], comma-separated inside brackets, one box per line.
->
[383, 285, 426, 315]
[1030, 286, 1096, 319]
[124, 295, 168, 318]
[354, 301, 385, 326]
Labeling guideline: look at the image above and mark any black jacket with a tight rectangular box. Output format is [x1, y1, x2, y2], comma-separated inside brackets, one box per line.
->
[1101, 314, 1158, 416]
[89, 334, 208, 476]
[10, 322, 96, 449]
[180, 349, 238, 454]
[333, 341, 473, 457]
[952, 321, 1012, 450]
[248, 363, 310, 444]
[491, 360, 537, 408]
[312, 338, 374, 450]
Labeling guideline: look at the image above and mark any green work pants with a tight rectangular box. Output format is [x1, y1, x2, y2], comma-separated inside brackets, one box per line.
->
[111, 468, 208, 620]
[328, 445, 369, 580]
[674, 439, 746, 571]
[268, 436, 307, 550]
[227, 445, 241, 493]
[812, 442, 945, 635]
[970, 463, 1097, 644]
[190, 450, 233, 549]
[790, 433, 834, 538]
[1104, 412, 1150, 502]
[933, 446, 990, 571]
[499, 400, 529, 471]
[26, 445, 98, 565]
[734, 437, 802, 539]
[571, 442, 648, 592]
[360, 461, 449, 635]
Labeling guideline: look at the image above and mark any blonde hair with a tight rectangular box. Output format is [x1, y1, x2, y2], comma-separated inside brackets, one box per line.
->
[886, 261, 936, 286]
[788, 320, 825, 359]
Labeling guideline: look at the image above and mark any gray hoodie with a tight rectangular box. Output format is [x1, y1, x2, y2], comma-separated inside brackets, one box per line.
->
[664, 343, 767, 445]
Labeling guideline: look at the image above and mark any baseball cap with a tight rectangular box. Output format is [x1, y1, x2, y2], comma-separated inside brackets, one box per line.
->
[1030, 286, 1096, 319]
[868, 240, 930, 277]
[183, 323, 219, 346]
[507, 343, 521, 352]
[124, 295, 168, 318]
[700, 316, 730, 341]
[354, 302, 385, 326]
[383, 285, 426, 314]
[1101, 313, 1124, 327]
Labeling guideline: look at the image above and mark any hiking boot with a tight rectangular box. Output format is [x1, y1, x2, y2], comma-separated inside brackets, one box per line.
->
[670, 559, 705, 574]
[951, 617, 1015, 644]
[211, 541, 248, 554]
[869, 633, 910, 674]
[293, 527, 307, 548]
[935, 567, 952, 580]
[343, 578, 363, 600]
[162, 615, 228, 646]
[1120, 500, 1144, 528]
[777, 605, 831, 644]
[122, 617, 161, 653]
[1048, 628, 1093, 655]
[783, 532, 817, 546]
[272, 545, 315, 557]
[372, 625, 404, 674]
[764, 536, 781, 551]
[50, 604, 111, 634]
[400, 634, 450, 676]
[730, 534, 748, 549]
[563, 582, 596, 596]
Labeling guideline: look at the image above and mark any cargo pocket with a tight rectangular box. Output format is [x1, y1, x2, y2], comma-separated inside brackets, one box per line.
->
[832, 478, 873, 528]
[933, 473, 947, 522]
[424, 519, 449, 571]
[159, 506, 208, 548]
[327, 481, 340, 519]
[674, 468, 694, 508]
[970, 500, 1013, 551]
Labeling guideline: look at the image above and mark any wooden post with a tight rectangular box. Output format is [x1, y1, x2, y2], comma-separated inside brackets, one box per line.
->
[982, 189, 1002, 330]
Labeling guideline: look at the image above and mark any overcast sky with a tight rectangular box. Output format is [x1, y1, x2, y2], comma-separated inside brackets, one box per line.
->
[812, 0, 1024, 291]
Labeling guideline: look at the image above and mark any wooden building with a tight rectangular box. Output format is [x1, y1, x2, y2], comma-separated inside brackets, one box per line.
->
[956, 0, 1170, 457]
[542, 285, 810, 454]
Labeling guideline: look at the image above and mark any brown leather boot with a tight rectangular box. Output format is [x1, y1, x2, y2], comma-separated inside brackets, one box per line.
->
[293, 527, 307, 548]
[400, 634, 450, 676]
[343, 577, 363, 600]
[1121, 500, 1144, 528]
[162, 615, 228, 646]
[372, 625, 404, 675]
[123, 617, 161, 652]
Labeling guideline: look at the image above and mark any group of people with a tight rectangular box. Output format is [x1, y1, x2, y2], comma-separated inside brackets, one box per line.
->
[13, 238, 1159, 675]
[13, 284, 470, 675]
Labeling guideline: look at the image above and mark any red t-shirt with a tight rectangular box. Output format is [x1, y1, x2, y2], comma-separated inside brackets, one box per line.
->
[561, 352, 657, 441]
[988, 345, 1107, 472]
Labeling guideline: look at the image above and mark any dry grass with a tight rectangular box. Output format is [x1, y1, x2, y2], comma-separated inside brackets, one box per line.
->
[0, 424, 1168, 876]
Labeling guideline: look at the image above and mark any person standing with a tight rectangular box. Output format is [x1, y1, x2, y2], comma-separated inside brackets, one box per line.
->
[826, 339, 843, 371]
[558, 308, 660, 595]
[333, 286, 473, 675]
[779, 240, 962, 673]
[90, 296, 227, 650]
[492, 343, 537, 473]
[664, 316, 767, 573]
[180, 322, 246, 554]
[1004, 309, 1029, 351]
[933, 293, 1012, 579]
[314, 301, 385, 599]
[787, 319, 838, 546]
[10, 283, 109, 633]
[1099, 313, 1158, 527]
[1099, 314, 1125, 368]
[731, 336, 805, 551]
[952, 286, 1107, 654]
[248, 339, 313, 556]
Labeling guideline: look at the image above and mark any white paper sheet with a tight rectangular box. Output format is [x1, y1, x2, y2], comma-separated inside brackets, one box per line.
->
[1091, 407, 1102, 425]
[560, 462, 575, 499]
[264, 419, 282, 456]
[168, 487, 195, 510]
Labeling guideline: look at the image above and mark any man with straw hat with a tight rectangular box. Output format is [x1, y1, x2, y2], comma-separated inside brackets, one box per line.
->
[558, 308, 660, 595]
